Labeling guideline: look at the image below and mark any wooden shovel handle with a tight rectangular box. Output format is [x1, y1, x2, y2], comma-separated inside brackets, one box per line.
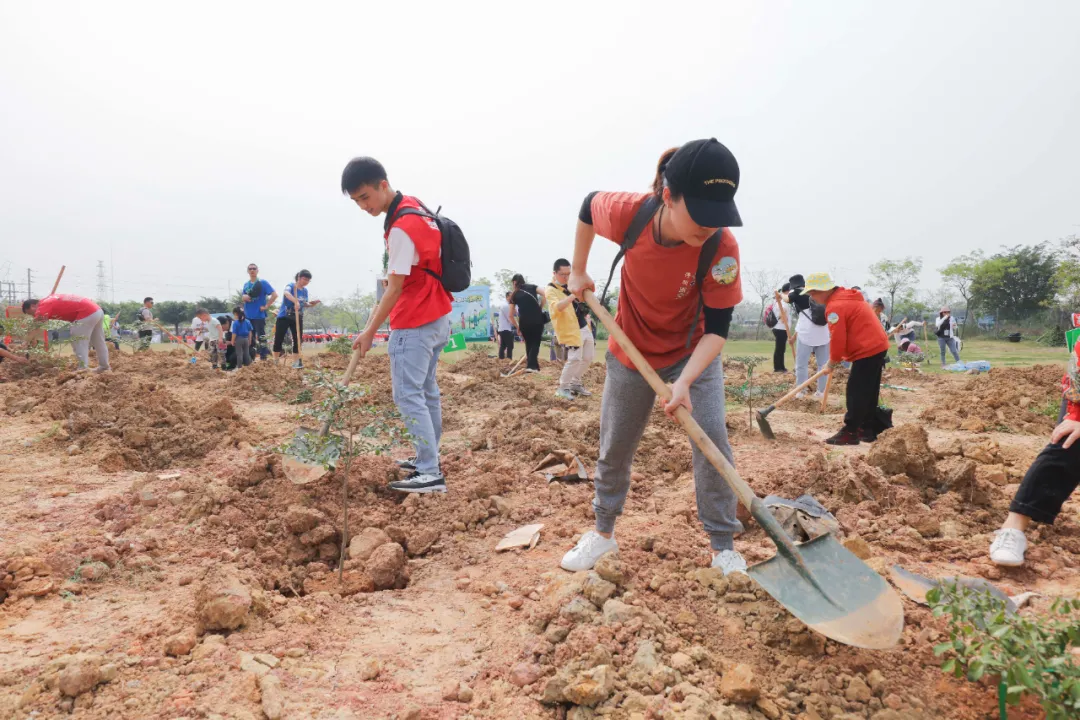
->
[583, 290, 757, 510]
[768, 365, 831, 412]
[294, 309, 303, 359]
[50, 266, 66, 296]
[820, 373, 833, 412]
[318, 346, 363, 437]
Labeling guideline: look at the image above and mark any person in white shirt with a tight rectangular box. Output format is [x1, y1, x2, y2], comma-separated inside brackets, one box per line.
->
[786, 274, 830, 399]
[191, 309, 212, 351]
[934, 307, 961, 366]
[768, 282, 792, 373]
[497, 291, 515, 359]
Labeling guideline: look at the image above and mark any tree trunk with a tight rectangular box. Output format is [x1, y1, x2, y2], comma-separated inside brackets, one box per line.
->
[757, 299, 765, 340]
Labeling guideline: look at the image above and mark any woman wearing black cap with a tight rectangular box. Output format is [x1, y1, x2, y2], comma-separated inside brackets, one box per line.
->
[561, 138, 748, 577]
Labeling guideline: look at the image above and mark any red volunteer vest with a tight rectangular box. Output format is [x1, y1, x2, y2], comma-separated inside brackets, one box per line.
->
[384, 194, 453, 329]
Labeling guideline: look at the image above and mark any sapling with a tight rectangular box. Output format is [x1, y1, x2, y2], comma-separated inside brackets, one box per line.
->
[928, 582, 1080, 719]
[277, 369, 407, 584]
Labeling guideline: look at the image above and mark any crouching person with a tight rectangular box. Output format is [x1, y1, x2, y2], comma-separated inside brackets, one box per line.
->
[23, 295, 110, 373]
[990, 338, 1080, 566]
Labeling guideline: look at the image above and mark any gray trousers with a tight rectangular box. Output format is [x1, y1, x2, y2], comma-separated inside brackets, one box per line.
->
[233, 336, 252, 367]
[593, 352, 741, 551]
[70, 309, 110, 370]
[938, 336, 960, 365]
[390, 315, 450, 475]
[796, 340, 829, 394]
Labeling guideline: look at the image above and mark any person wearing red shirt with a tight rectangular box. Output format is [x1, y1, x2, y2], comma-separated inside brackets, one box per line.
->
[804, 273, 890, 445]
[561, 138, 748, 577]
[342, 156, 453, 495]
[22, 295, 111, 372]
[989, 338, 1080, 567]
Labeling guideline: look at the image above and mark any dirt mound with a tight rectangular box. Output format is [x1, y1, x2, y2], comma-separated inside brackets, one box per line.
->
[866, 424, 936, 481]
[224, 360, 305, 400]
[40, 373, 254, 472]
[919, 364, 1062, 434]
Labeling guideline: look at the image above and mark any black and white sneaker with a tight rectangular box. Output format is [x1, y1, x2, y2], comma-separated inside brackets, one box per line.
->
[396, 457, 417, 471]
[389, 472, 447, 494]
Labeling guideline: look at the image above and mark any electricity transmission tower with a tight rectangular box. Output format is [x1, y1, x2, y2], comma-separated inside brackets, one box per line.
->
[96, 260, 108, 302]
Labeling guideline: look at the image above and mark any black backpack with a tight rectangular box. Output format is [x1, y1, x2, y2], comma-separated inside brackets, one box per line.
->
[388, 201, 472, 293]
[600, 195, 721, 348]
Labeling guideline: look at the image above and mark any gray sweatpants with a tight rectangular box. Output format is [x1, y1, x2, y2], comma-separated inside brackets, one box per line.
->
[70, 308, 110, 370]
[233, 336, 252, 367]
[796, 340, 829, 394]
[593, 352, 742, 551]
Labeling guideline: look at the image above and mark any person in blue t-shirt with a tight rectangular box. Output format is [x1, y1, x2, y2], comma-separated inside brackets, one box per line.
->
[229, 307, 254, 369]
[274, 269, 321, 363]
[241, 263, 278, 363]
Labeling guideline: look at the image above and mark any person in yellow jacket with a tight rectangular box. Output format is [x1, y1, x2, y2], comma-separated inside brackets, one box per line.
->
[547, 258, 594, 400]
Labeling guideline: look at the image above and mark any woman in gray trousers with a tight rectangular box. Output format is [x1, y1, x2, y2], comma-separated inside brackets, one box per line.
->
[560, 138, 749, 578]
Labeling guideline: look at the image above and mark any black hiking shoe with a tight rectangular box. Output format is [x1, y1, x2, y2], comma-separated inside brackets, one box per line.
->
[825, 428, 860, 446]
[389, 471, 447, 494]
[858, 428, 878, 443]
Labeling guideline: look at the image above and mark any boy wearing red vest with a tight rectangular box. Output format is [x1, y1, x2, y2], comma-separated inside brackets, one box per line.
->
[804, 273, 889, 445]
[342, 157, 453, 494]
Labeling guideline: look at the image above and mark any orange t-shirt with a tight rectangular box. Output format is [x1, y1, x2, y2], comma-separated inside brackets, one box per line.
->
[824, 287, 890, 363]
[590, 191, 742, 370]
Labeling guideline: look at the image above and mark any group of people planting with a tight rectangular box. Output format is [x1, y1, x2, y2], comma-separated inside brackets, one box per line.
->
[4, 138, 1072, 576]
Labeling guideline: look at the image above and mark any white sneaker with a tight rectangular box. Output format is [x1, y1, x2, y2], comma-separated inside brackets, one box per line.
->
[711, 549, 748, 576]
[795, 391, 807, 400]
[989, 528, 1027, 567]
[812, 391, 825, 400]
[560, 531, 618, 572]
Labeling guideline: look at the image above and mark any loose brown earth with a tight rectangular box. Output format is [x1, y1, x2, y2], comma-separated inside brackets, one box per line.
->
[0, 348, 1075, 719]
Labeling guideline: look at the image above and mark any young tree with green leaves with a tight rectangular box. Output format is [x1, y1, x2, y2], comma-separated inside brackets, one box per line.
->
[868, 257, 923, 324]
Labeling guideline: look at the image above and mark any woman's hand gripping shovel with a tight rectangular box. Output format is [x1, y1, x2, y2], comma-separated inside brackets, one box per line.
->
[281, 347, 363, 485]
[582, 290, 903, 649]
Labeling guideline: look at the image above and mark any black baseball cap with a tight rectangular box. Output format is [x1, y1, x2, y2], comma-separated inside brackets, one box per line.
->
[664, 138, 742, 228]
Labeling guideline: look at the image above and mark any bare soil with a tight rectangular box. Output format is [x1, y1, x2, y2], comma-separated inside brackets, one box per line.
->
[0, 349, 1075, 719]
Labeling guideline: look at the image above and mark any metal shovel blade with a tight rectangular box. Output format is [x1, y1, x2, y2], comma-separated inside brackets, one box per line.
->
[281, 426, 340, 486]
[754, 408, 776, 440]
[748, 533, 904, 649]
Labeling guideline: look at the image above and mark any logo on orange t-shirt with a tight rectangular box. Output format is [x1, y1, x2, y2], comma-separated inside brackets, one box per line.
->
[711, 257, 738, 285]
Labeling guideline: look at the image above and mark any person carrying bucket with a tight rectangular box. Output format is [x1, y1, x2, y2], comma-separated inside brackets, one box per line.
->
[561, 138, 748, 576]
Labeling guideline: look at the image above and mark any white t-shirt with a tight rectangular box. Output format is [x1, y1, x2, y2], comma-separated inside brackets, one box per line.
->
[139, 307, 153, 323]
[498, 303, 515, 333]
[795, 305, 830, 347]
[191, 317, 210, 342]
[386, 227, 420, 276]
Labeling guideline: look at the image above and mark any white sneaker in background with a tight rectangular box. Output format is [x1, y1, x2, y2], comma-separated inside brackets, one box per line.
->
[989, 528, 1027, 567]
[560, 531, 618, 572]
[795, 391, 807, 400]
[812, 391, 825, 400]
[711, 549, 749, 576]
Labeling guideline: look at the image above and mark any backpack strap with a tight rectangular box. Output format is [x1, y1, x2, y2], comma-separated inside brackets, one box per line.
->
[386, 206, 445, 283]
[685, 231, 722, 348]
[599, 196, 662, 308]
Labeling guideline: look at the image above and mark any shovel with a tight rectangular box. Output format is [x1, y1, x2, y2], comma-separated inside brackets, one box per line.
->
[583, 290, 903, 649]
[754, 366, 830, 440]
[281, 347, 363, 485]
[501, 354, 526, 378]
[293, 309, 304, 369]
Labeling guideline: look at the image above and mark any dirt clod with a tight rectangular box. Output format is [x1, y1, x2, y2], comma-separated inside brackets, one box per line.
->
[195, 569, 252, 630]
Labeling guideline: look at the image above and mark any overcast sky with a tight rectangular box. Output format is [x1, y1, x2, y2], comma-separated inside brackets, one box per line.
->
[1, 1, 1078, 306]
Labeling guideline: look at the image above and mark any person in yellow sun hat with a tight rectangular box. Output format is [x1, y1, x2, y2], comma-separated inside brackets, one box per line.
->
[803, 273, 891, 445]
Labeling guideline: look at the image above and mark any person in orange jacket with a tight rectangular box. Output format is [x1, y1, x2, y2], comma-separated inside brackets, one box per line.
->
[804, 273, 890, 445]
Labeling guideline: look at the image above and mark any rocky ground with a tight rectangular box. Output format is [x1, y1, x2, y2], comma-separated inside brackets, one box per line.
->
[0, 347, 1075, 719]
